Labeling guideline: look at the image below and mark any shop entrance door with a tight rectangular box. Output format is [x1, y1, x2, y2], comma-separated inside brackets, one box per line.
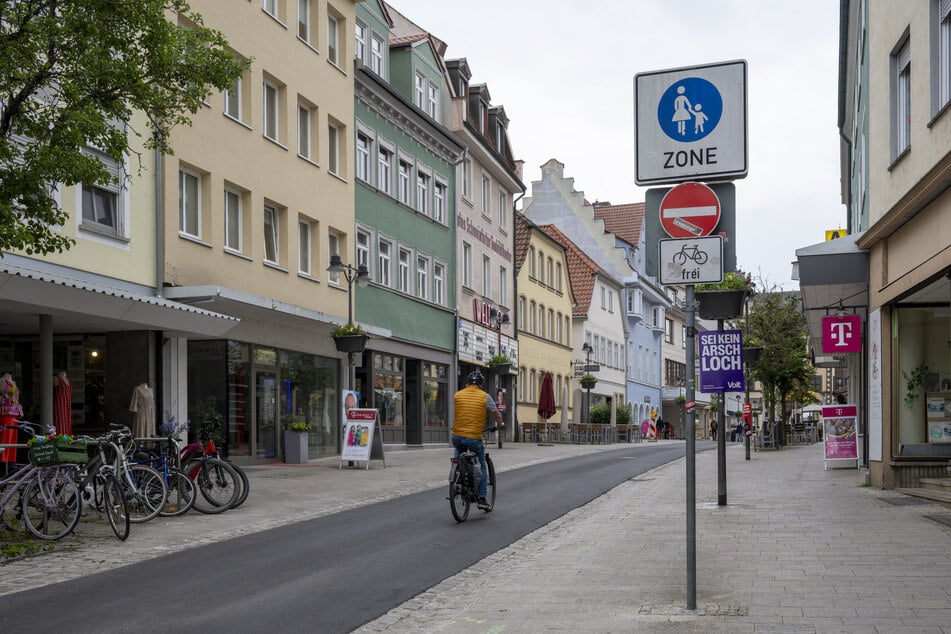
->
[255, 370, 278, 459]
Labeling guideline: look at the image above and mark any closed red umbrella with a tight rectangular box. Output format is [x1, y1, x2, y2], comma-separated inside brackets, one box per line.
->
[537, 372, 556, 420]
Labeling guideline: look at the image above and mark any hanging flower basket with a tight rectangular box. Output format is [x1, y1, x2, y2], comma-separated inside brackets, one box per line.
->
[579, 374, 597, 390]
[333, 334, 368, 353]
[696, 290, 748, 320]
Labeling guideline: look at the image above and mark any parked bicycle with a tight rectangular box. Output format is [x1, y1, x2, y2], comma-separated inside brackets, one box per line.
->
[179, 421, 243, 514]
[0, 421, 84, 540]
[448, 426, 497, 523]
[132, 436, 196, 518]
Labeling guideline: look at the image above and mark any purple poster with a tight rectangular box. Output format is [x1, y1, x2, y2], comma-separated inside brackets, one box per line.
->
[822, 405, 858, 461]
[698, 329, 745, 393]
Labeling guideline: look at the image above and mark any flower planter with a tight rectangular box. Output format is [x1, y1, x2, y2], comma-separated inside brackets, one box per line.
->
[580, 379, 597, 390]
[696, 290, 748, 320]
[489, 363, 512, 375]
[283, 430, 309, 464]
[333, 334, 368, 353]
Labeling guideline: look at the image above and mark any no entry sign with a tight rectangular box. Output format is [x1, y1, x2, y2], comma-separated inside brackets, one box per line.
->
[698, 329, 744, 393]
[659, 182, 721, 238]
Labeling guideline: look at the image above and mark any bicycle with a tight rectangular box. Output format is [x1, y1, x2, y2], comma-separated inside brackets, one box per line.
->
[67, 432, 130, 541]
[179, 422, 242, 514]
[448, 427, 497, 523]
[132, 436, 196, 517]
[0, 422, 83, 540]
[180, 420, 249, 510]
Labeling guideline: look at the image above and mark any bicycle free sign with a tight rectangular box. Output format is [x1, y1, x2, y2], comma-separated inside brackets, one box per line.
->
[658, 235, 723, 285]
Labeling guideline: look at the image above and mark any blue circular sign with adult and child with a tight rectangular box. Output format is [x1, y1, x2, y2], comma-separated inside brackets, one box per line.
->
[656, 77, 723, 142]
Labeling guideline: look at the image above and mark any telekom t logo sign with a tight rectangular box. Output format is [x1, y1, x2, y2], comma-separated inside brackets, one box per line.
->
[822, 315, 862, 353]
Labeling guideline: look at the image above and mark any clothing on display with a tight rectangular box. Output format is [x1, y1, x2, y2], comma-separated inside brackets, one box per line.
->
[128, 383, 155, 438]
[54, 372, 72, 435]
[1, 373, 21, 464]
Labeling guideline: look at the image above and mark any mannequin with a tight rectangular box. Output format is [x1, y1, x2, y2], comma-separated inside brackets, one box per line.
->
[128, 383, 155, 438]
[1, 373, 21, 464]
[54, 371, 72, 435]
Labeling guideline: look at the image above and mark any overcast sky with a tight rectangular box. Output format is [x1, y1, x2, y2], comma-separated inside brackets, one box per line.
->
[395, 0, 843, 290]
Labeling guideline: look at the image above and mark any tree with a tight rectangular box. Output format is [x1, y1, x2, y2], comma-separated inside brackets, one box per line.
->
[0, 0, 248, 255]
[744, 291, 812, 446]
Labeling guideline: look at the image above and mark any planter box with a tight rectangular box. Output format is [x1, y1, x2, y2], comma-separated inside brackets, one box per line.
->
[28, 440, 90, 466]
[489, 363, 512, 375]
[696, 290, 748, 320]
[333, 334, 368, 353]
[283, 430, 309, 464]
[580, 380, 597, 390]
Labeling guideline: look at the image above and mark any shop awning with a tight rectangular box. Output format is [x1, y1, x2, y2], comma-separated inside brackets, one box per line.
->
[793, 232, 869, 367]
[0, 257, 239, 337]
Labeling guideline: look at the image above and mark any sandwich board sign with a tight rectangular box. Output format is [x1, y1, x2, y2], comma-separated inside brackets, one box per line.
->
[340, 408, 385, 470]
[635, 60, 748, 185]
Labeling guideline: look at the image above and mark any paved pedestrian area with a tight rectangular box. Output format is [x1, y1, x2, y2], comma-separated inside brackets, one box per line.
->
[3, 440, 951, 633]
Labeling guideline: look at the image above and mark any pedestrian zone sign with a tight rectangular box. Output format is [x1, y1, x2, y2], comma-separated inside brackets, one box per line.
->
[635, 60, 748, 185]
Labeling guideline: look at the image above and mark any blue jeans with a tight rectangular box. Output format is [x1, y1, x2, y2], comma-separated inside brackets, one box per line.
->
[451, 435, 488, 498]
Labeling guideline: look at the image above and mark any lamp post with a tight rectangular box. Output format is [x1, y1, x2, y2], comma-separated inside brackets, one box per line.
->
[488, 307, 510, 446]
[581, 342, 593, 425]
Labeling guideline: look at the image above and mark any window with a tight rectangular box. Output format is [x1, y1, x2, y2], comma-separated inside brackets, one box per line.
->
[416, 254, 429, 300]
[556, 262, 562, 291]
[262, 0, 279, 19]
[433, 181, 447, 224]
[498, 188, 508, 227]
[529, 370, 537, 403]
[398, 247, 411, 293]
[298, 220, 311, 274]
[327, 121, 339, 175]
[518, 296, 526, 330]
[327, 13, 339, 65]
[462, 157, 471, 198]
[528, 246, 536, 277]
[557, 312, 563, 343]
[224, 187, 242, 252]
[499, 266, 507, 305]
[538, 250, 544, 282]
[538, 304, 545, 337]
[462, 242, 472, 288]
[377, 238, 392, 286]
[481, 175, 491, 218]
[263, 204, 279, 264]
[370, 33, 385, 75]
[416, 171, 429, 215]
[665, 318, 674, 344]
[356, 132, 371, 182]
[298, 103, 312, 159]
[297, 0, 312, 44]
[937, 0, 951, 109]
[355, 22, 366, 62]
[548, 309, 554, 338]
[427, 82, 439, 120]
[433, 262, 445, 305]
[682, 325, 687, 349]
[81, 148, 124, 237]
[263, 80, 281, 142]
[179, 169, 200, 238]
[600, 286, 607, 309]
[892, 37, 911, 158]
[529, 301, 536, 333]
[627, 289, 643, 316]
[482, 255, 491, 297]
[414, 72, 426, 109]
[609, 290, 614, 313]
[327, 231, 340, 283]
[377, 145, 392, 194]
[356, 228, 371, 275]
[398, 159, 412, 204]
[224, 76, 242, 120]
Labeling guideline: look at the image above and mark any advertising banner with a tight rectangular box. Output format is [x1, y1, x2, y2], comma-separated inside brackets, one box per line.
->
[341, 408, 378, 468]
[698, 329, 744, 393]
[822, 404, 858, 466]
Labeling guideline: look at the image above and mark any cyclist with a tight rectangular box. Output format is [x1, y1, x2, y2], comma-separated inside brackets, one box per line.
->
[451, 371, 503, 510]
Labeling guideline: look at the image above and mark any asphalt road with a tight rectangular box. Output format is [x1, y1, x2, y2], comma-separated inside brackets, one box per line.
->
[0, 443, 692, 632]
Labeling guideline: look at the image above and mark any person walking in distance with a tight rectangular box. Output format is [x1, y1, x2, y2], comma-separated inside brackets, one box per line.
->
[452, 371, 503, 510]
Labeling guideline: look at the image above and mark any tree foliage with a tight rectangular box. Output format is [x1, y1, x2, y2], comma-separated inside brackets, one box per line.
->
[743, 291, 813, 436]
[0, 0, 248, 255]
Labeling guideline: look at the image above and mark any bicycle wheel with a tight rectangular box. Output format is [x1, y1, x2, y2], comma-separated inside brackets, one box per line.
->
[1, 489, 27, 533]
[225, 461, 250, 509]
[159, 468, 196, 517]
[448, 464, 470, 523]
[482, 455, 496, 512]
[100, 473, 130, 541]
[122, 465, 168, 523]
[185, 459, 240, 514]
[22, 471, 81, 540]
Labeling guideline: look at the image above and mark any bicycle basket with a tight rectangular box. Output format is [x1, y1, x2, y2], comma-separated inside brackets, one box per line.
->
[28, 439, 90, 466]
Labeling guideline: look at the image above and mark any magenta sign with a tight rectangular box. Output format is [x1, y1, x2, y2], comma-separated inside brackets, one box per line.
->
[822, 315, 861, 353]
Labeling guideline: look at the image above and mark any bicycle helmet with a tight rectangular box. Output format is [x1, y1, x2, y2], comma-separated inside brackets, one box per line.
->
[467, 371, 485, 387]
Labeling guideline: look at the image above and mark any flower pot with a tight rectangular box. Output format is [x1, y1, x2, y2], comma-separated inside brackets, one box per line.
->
[283, 430, 309, 464]
[333, 334, 368, 353]
[696, 290, 748, 320]
[580, 379, 597, 390]
[490, 363, 512, 375]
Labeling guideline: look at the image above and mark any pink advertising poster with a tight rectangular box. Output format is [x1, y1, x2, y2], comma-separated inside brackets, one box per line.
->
[822, 404, 858, 463]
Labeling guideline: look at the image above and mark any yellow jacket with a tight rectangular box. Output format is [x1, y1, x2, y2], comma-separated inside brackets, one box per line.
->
[452, 385, 492, 440]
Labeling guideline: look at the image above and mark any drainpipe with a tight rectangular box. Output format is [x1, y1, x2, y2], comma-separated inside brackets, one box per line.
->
[154, 146, 164, 298]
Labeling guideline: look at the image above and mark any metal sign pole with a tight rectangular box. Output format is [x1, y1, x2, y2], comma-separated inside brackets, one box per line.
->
[685, 285, 697, 610]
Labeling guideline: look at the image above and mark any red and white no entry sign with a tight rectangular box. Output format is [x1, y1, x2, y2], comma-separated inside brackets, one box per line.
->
[659, 182, 721, 239]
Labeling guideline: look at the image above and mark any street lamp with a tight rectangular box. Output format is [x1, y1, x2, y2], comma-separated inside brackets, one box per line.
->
[581, 342, 593, 425]
[327, 254, 369, 334]
[488, 308, 511, 443]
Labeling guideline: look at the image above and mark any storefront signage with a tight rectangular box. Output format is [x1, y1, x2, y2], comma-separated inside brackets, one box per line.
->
[340, 407, 381, 470]
[822, 315, 861, 353]
[698, 329, 744, 393]
[456, 213, 512, 262]
[822, 404, 858, 463]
